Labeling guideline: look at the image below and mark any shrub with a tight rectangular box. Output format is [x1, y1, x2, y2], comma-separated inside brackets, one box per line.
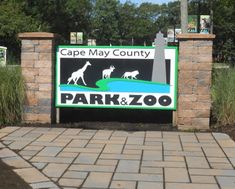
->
[0, 66, 25, 124]
[212, 68, 235, 125]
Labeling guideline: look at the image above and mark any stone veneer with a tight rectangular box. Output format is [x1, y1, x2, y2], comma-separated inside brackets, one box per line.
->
[18, 32, 215, 130]
[18, 32, 57, 123]
[176, 33, 215, 130]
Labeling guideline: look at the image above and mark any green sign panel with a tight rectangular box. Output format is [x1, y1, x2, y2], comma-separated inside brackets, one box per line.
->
[56, 45, 178, 110]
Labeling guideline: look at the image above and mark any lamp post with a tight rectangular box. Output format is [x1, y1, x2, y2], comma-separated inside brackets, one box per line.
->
[181, 0, 188, 33]
[172, 16, 177, 42]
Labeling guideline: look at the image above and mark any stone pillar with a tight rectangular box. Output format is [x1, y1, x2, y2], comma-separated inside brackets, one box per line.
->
[176, 33, 215, 130]
[18, 32, 57, 123]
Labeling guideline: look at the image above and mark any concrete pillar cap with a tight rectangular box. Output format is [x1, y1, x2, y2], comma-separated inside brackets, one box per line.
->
[18, 32, 58, 39]
[177, 33, 215, 40]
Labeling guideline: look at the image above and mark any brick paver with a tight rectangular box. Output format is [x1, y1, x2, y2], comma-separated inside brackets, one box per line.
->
[74, 153, 99, 164]
[62, 171, 88, 179]
[0, 126, 235, 189]
[42, 163, 69, 177]
[2, 156, 31, 168]
[165, 168, 190, 182]
[116, 160, 140, 173]
[216, 176, 235, 189]
[14, 167, 49, 183]
[69, 164, 116, 172]
[110, 180, 136, 189]
[30, 181, 58, 189]
[113, 173, 163, 182]
[37, 146, 62, 156]
[83, 172, 112, 188]
[138, 181, 163, 189]
[165, 183, 220, 189]
[58, 178, 84, 188]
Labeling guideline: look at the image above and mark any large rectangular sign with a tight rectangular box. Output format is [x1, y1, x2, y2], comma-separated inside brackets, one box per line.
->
[56, 46, 178, 110]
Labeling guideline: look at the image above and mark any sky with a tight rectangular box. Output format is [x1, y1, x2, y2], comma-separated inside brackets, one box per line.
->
[120, 0, 176, 5]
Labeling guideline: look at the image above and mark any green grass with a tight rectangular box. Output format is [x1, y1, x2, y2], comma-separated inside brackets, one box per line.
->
[212, 68, 235, 125]
[0, 66, 25, 124]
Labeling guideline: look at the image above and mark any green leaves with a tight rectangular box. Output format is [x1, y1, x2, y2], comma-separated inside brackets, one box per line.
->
[212, 0, 235, 63]
[1, 0, 234, 63]
[0, 1, 42, 37]
[92, 0, 120, 45]
[91, 1, 167, 45]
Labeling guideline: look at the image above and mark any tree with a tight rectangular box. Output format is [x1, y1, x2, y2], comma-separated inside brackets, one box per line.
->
[212, 0, 235, 63]
[117, 2, 137, 45]
[92, 0, 120, 45]
[0, 1, 44, 62]
[167, 1, 181, 28]
[23, 0, 69, 40]
[134, 3, 160, 45]
[64, 0, 93, 39]
[22, 0, 93, 42]
[154, 1, 180, 36]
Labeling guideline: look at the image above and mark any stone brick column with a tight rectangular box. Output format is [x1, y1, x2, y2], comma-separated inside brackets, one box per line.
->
[18, 32, 57, 123]
[176, 33, 215, 130]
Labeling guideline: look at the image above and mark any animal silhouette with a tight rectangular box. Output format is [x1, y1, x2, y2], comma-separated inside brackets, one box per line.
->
[67, 61, 91, 85]
[102, 65, 115, 79]
[122, 70, 139, 79]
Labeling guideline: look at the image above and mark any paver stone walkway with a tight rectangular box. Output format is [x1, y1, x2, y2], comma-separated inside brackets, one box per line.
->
[1, 126, 235, 189]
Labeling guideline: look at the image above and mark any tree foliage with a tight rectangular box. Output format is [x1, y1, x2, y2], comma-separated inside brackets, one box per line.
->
[0, 0, 234, 63]
[0, 1, 42, 38]
[188, 0, 235, 63]
[22, 0, 92, 40]
[118, 2, 137, 44]
[134, 3, 160, 44]
[92, 0, 120, 45]
[213, 0, 235, 63]
[0, 0, 45, 62]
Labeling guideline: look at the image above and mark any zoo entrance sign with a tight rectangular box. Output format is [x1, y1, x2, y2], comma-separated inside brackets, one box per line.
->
[56, 45, 178, 110]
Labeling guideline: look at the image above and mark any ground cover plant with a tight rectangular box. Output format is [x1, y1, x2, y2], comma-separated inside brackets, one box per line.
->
[0, 66, 25, 125]
[212, 68, 235, 126]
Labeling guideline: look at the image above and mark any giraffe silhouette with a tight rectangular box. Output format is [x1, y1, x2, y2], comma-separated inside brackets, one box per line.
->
[67, 61, 91, 85]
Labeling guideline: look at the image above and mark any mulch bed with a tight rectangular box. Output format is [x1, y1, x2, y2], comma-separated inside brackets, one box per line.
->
[0, 159, 32, 189]
[211, 124, 235, 141]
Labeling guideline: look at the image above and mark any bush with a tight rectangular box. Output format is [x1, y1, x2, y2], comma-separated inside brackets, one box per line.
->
[212, 68, 235, 125]
[0, 66, 25, 124]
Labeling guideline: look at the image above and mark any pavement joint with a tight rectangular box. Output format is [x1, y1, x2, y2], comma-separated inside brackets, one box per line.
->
[108, 132, 128, 188]
[212, 132, 235, 170]
[2, 145, 60, 187]
[179, 133, 192, 183]
[60, 129, 99, 188]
